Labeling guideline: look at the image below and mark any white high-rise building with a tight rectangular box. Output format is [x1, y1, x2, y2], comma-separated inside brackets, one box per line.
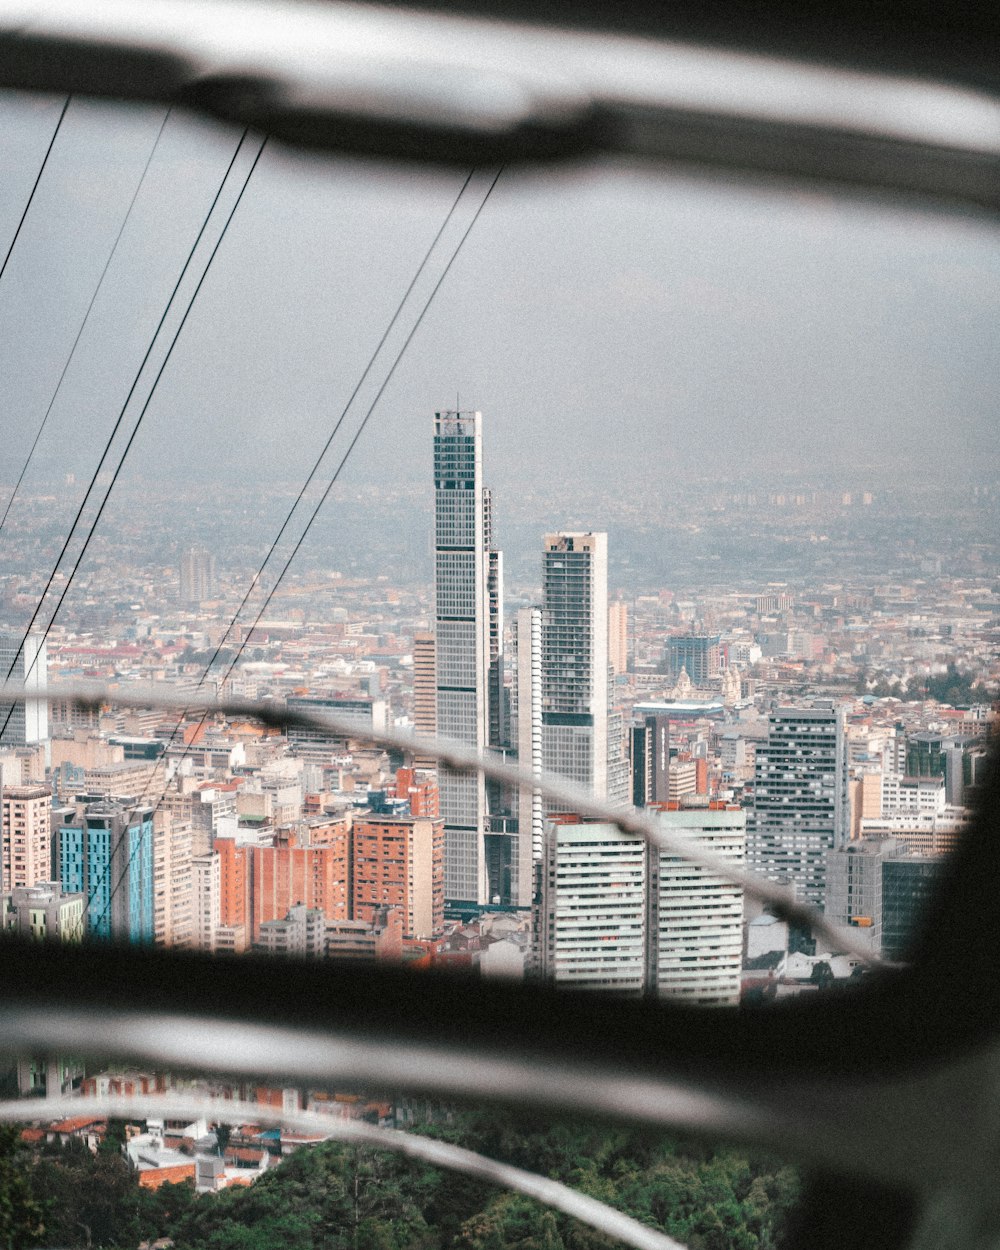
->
[539, 817, 645, 996]
[647, 802, 745, 1006]
[433, 411, 490, 906]
[748, 701, 850, 909]
[538, 533, 627, 806]
[608, 599, 628, 676]
[0, 631, 48, 747]
[191, 851, 220, 953]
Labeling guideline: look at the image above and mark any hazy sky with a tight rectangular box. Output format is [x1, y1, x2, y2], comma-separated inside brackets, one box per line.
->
[1, 90, 997, 515]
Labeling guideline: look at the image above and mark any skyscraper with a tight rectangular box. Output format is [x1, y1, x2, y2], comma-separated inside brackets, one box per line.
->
[748, 701, 850, 909]
[411, 631, 437, 771]
[481, 483, 523, 905]
[0, 630, 48, 747]
[538, 533, 627, 805]
[433, 411, 490, 906]
[484, 488, 507, 752]
[630, 713, 670, 808]
[514, 606, 543, 875]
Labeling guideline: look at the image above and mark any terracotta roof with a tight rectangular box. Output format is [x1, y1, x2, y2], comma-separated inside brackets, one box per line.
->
[138, 1164, 196, 1190]
[49, 1116, 106, 1133]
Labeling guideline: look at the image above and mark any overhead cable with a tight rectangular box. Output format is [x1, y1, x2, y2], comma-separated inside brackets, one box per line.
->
[11, 131, 264, 927]
[0, 109, 172, 544]
[190, 166, 476, 691]
[219, 166, 505, 690]
[0, 94, 70, 288]
[74, 138, 269, 934]
[0, 128, 256, 736]
[97, 169, 479, 930]
[112, 169, 503, 929]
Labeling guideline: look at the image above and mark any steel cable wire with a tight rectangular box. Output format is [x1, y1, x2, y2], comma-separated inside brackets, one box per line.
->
[114, 166, 479, 858]
[28, 135, 267, 933]
[0, 94, 70, 287]
[0, 126, 254, 732]
[192, 166, 476, 690]
[217, 166, 504, 691]
[0, 108, 172, 544]
[95, 168, 504, 937]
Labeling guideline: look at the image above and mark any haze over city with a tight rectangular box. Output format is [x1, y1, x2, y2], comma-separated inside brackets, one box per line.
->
[0, 41, 998, 1250]
[1, 92, 997, 516]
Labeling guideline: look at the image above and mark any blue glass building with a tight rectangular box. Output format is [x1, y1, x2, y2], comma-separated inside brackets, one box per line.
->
[57, 800, 154, 942]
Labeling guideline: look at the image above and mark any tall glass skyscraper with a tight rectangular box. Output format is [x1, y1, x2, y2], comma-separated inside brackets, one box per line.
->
[537, 533, 627, 806]
[540, 533, 609, 796]
[433, 411, 491, 906]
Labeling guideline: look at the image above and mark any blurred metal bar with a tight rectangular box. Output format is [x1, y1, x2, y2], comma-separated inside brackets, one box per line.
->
[0, 0, 997, 208]
[2, 931, 1000, 1210]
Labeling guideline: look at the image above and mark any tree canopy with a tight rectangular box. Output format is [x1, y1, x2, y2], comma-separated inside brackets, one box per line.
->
[3, 1109, 799, 1250]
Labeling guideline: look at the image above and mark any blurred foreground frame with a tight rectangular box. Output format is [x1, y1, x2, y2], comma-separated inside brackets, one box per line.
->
[1, 2, 999, 1247]
[0, 0, 998, 209]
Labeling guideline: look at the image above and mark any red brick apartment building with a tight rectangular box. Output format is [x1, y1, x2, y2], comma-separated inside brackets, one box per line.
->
[352, 815, 444, 939]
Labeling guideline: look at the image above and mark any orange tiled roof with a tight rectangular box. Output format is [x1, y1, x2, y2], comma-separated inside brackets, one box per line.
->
[49, 1116, 105, 1133]
[138, 1164, 196, 1190]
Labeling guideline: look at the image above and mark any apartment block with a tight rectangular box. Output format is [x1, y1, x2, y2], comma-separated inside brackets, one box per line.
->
[749, 701, 849, 909]
[257, 904, 327, 958]
[4, 881, 84, 942]
[646, 802, 745, 1006]
[191, 851, 221, 952]
[57, 799, 154, 942]
[411, 631, 438, 771]
[250, 842, 350, 940]
[2, 783, 52, 893]
[352, 814, 444, 939]
[539, 816, 646, 996]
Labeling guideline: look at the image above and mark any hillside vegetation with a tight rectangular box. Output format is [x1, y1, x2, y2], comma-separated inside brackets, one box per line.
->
[3, 1112, 799, 1250]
